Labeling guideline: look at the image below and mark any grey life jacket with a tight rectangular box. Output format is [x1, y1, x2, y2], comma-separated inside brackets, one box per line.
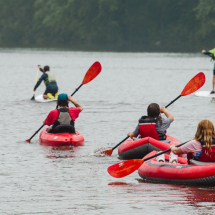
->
[53, 108, 75, 133]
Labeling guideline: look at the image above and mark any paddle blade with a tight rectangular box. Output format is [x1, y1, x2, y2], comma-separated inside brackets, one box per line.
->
[26, 139, 31, 143]
[181, 72, 205, 96]
[31, 95, 35, 100]
[82, 61, 101, 84]
[101, 148, 113, 156]
[107, 159, 144, 178]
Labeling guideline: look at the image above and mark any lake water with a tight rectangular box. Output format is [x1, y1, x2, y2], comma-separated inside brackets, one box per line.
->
[0, 49, 215, 214]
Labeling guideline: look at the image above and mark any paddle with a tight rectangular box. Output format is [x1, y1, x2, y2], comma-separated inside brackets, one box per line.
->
[31, 68, 39, 100]
[26, 124, 44, 143]
[107, 141, 189, 178]
[101, 136, 129, 156]
[26, 61, 102, 143]
[101, 72, 205, 156]
[165, 72, 205, 108]
[56, 61, 102, 108]
[71, 61, 102, 96]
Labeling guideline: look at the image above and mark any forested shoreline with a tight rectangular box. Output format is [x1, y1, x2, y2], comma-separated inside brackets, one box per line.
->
[0, 0, 214, 52]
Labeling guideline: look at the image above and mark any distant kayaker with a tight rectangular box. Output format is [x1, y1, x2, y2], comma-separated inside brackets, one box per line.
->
[157, 119, 215, 163]
[34, 65, 58, 99]
[43, 93, 83, 133]
[127, 103, 174, 140]
[202, 48, 215, 94]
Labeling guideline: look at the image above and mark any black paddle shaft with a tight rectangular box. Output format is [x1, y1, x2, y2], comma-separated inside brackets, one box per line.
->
[55, 84, 83, 108]
[165, 95, 181, 108]
[144, 140, 189, 162]
[112, 136, 129, 150]
[71, 84, 83, 96]
[29, 124, 45, 141]
[31, 95, 35, 100]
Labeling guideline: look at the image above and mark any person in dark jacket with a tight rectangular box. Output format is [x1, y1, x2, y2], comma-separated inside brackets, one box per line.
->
[202, 48, 215, 94]
[34, 65, 58, 99]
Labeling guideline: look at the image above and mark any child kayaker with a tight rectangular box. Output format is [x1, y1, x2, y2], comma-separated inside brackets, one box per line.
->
[43, 93, 83, 133]
[157, 119, 215, 163]
[127, 103, 174, 141]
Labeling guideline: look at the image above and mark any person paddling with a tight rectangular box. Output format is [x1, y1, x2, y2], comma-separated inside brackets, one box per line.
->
[127, 103, 174, 140]
[43, 93, 83, 133]
[157, 119, 215, 163]
[34, 65, 59, 99]
[202, 48, 215, 94]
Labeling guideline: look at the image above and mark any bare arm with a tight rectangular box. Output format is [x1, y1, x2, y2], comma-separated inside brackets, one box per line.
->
[68, 95, 83, 111]
[160, 106, 174, 122]
[170, 145, 183, 155]
[127, 132, 137, 139]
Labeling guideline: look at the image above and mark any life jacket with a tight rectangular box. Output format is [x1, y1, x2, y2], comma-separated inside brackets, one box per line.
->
[208, 48, 215, 60]
[187, 139, 215, 163]
[138, 116, 166, 140]
[53, 108, 75, 133]
[44, 71, 56, 85]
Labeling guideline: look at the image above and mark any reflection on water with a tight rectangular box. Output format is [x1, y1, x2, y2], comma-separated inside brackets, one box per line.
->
[0, 49, 215, 214]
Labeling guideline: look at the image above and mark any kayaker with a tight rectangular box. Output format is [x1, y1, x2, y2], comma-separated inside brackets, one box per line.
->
[43, 93, 83, 133]
[202, 48, 215, 94]
[34, 65, 59, 99]
[158, 119, 215, 163]
[127, 103, 174, 140]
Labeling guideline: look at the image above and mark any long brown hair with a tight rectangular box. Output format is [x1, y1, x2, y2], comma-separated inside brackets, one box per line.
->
[194, 119, 215, 156]
[147, 103, 162, 124]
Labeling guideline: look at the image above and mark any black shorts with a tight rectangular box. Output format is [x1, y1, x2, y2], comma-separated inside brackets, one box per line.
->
[44, 82, 58, 95]
[213, 62, 215, 75]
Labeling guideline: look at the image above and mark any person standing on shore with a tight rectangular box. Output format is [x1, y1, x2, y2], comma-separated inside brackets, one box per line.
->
[202, 48, 215, 94]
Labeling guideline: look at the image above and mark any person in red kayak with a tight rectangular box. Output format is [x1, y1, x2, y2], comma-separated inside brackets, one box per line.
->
[43, 93, 83, 133]
[157, 119, 215, 163]
[127, 103, 174, 141]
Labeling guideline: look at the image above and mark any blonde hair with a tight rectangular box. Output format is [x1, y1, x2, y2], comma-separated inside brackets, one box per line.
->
[194, 120, 215, 156]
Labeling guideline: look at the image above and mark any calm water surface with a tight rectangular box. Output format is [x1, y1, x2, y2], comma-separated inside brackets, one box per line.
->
[0, 49, 215, 214]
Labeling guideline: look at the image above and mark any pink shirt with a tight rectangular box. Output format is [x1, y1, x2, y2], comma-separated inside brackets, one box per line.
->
[181, 140, 203, 157]
[45, 107, 81, 126]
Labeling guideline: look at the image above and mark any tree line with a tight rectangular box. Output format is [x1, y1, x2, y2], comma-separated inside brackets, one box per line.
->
[0, 0, 214, 52]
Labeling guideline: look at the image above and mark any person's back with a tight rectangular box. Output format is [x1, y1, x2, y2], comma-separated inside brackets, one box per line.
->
[127, 103, 174, 140]
[34, 65, 58, 99]
[170, 119, 215, 163]
[43, 93, 83, 133]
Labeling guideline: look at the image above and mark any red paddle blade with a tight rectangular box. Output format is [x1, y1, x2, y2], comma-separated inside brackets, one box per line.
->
[107, 159, 144, 178]
[26, 139, 31, 143]
[181, 72, 205, 96]
[101, 148, 113, 156]
[82, 61, 102, 84]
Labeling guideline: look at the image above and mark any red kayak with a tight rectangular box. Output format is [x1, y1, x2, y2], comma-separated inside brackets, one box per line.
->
[118, 135, 181, 159]
[138, 151, 215, 186]
[39, 128, 84, 147]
